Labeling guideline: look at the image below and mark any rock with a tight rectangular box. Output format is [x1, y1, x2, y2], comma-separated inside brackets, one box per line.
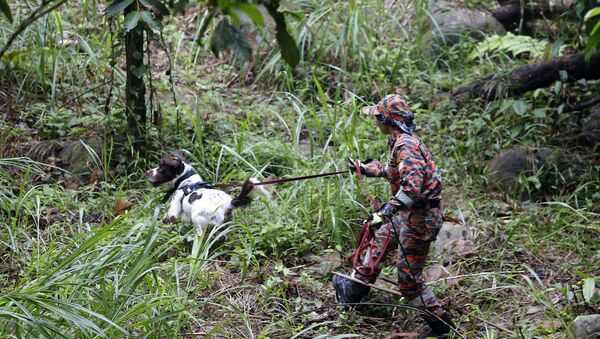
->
[304, 252, 342, 276]
[487, 146, 589, 199]
[432, 222, 470, 255]
[573, 314, 600, 339]
[424, 265, 448, 282]
[429, 0, 506, 47]
[443, 239, 478, 259]
[488, 147, 534, 194]
[578, 106, 600, 151]
[59, 137, 103, 178]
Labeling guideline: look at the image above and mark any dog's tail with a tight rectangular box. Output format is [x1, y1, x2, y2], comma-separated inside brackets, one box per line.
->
[230, 178, 271, 208]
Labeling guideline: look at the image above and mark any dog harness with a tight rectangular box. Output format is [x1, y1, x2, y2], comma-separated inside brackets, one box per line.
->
[160, 170, 215, 204]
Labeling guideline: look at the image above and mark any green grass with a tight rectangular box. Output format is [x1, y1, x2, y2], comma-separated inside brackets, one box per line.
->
[1, 0, 599, 337]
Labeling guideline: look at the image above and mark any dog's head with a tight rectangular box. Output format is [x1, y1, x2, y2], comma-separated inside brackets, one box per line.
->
[147, 150, 188, 187]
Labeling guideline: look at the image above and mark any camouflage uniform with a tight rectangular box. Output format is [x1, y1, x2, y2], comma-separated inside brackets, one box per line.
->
[334, 94, 453, 336]
[357, 129, 445, 317]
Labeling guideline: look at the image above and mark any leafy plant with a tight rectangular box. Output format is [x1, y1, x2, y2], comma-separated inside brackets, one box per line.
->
[583, 6, 600, 61]
[0, 0, 11, 23]
[467, 33, 557, 62]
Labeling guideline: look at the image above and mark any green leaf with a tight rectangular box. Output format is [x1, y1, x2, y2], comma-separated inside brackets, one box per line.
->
[209, 18, 252, 62]
[0, 0, 12, 23]
[106, 0, 134, 17]
[74, 34, 96, 60]
[124, 11, 141, 32]
[550, 37, 564, 58]
[230, 3, 264, 26]
[553, 81, 562, 95]
[512, 100, 527, 115]
[140, 10, 162, 30]
[266, 2, 300, 68]
[583, 278, 596, 303]
[139, 0, 170, 16]
[532, 108, 546, 118]
[131, 64, 149, 79]
[584, 26, 600, 62]
[584, 7, 600, 21]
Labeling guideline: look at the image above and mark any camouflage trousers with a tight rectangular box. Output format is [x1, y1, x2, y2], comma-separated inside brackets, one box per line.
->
[354, 206, 445, 316]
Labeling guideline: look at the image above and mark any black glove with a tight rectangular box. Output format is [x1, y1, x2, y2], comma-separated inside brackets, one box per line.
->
[347, 157, 373, 174]
[376, 202, 395, 219]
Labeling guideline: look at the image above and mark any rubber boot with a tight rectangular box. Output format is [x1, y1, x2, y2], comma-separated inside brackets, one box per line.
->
[332, 275, 370, 307]
[422, 310, 455, 338]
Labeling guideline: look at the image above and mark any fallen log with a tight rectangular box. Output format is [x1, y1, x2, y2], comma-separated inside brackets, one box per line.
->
[492, 0, 575, 31]
[451, 48, 600, 104]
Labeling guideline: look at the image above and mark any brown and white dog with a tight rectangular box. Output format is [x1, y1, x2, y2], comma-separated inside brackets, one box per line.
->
[147, 150, 269, 236]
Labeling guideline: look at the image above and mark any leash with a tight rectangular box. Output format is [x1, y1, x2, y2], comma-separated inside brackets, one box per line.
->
[160, 169, 348, 204]
[212, 170, 348, 189]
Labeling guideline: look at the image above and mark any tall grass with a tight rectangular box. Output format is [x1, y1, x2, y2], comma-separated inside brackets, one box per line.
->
[1, 0, 599, 337]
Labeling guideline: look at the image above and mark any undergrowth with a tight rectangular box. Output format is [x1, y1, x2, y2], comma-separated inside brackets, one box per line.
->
[1, 0, 599, 338]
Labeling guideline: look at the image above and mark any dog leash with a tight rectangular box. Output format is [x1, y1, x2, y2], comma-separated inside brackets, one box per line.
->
[212, 170, 348, 189]
[160, 170, 348, 204]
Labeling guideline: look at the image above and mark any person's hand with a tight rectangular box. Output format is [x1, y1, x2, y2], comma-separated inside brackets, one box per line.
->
[347, 157, 363, 173]
[347, 158, 374, 174]
[370, 213, 383, 226]
[364, 213, 383, 228]
[377, 202, 394, 218]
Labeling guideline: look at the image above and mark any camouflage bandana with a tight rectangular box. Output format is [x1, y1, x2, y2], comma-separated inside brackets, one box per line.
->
[363, 94, 415, 134]
[375, 109, 415, 135]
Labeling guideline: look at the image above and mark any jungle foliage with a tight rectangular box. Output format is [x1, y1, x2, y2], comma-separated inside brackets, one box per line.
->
[0, 0, 599, 338]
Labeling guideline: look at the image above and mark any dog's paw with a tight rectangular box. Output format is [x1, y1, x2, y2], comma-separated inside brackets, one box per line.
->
[163, 215, 178, 223]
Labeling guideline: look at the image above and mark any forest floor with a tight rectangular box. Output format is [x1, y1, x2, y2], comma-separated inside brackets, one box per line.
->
[1, 2, 599, 338]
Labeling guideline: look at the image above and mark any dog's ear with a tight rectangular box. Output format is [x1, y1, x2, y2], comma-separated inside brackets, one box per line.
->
[169, 150, 187, 162]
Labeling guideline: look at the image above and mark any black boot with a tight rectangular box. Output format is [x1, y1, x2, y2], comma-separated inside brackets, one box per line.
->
[332, 275, 370, 307]
[423, 310, 455, 338]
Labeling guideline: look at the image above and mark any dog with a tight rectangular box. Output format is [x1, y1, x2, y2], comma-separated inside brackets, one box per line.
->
[147, 150, 270, 235]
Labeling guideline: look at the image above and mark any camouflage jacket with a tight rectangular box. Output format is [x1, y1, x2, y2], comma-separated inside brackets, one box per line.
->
[363, 130, 442, 212]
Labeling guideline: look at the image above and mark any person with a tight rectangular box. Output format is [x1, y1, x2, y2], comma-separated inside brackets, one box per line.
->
[333, 94, 455, 337]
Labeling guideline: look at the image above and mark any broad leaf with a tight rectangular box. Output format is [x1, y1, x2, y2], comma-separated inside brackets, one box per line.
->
[230, 3, 264, 26]
[584, 7, 600, 21]
[131, 64, 149, 79]
[106, 0, 134, 17]
[210, 18, 252, 62]
[124, 11, 141, 32]
[266, 2, 300, 68]
[0, 0, 12, 23]
[140, 0, 170, 16]
[140, 10, 162, 30]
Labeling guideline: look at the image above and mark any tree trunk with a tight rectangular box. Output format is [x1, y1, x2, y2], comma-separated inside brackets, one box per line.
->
[124, 3, 147, 154]
[452, 48, 600, 104]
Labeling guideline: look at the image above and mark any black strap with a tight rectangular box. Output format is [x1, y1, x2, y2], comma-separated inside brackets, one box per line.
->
[413, 199, 441, 209]
[180, 182, 215, 196]
[160, 169, 195, 204]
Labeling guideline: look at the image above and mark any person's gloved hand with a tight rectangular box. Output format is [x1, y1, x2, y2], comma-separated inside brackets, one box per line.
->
[347, 158, 374, 174]
[376, 202, 395, 218]
[368, 212, 384, 226]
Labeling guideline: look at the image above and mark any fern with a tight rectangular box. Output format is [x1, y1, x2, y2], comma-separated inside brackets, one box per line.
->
[468, 33, 559, 61]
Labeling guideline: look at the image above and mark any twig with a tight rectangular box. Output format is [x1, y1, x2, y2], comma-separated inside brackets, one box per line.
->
[0, 0, 68, 61]
[56, 80, 112, 111]
[471, 314, 514, 335]
[426, 270, 527, 286]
